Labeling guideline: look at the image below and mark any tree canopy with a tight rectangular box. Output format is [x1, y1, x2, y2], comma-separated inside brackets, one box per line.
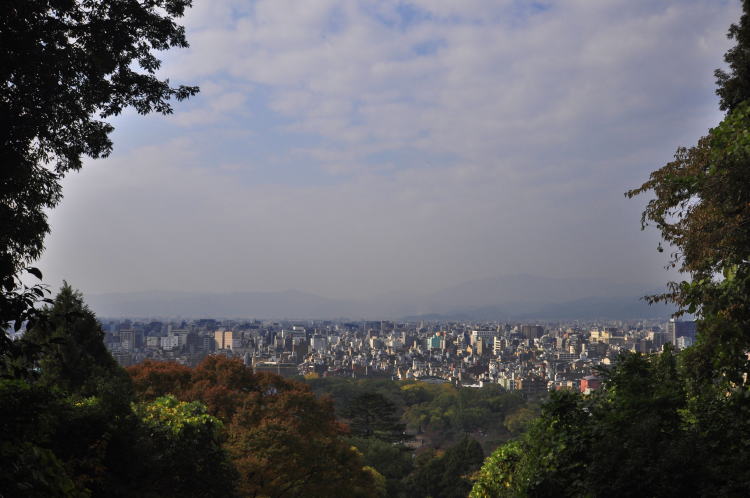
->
[473, 3, 750, 496]
[0, 285, 239, 497]
[406, 435, 484, 498]
[128, 357, 380, 498]
[23, 283, 130, 399]
[627, 0, 750, 383]
[471, 351, 712, 497]
[344, 391, 408, 443]
[1, 0, 197, 336]
[716, 0, 750, 112]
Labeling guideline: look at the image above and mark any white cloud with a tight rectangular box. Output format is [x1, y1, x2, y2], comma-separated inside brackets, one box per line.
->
[173, 90, 248, 126]
[170, 0, 733, 173]
[39, 0, 740, 300]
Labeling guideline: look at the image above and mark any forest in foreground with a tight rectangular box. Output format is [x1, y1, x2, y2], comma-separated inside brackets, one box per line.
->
[4, 0, 750, 496]
[1, 284, 533, 497]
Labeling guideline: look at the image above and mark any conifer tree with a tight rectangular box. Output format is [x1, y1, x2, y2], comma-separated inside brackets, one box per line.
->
[24, 283, 131, 403]
[344, 392, 408, 443]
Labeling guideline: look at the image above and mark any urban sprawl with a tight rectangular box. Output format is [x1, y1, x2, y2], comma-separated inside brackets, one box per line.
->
[97, 317, 697, 396]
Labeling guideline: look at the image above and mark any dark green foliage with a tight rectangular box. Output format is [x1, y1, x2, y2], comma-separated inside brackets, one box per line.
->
[23, 283, 132, 405]
[400, 383, 527, 445]
[628, 1, 750, 384]
[349, 437, 414, 498]
[133, 396, 237, 498]
[0, 0, 198, 290]
[307, 377, 530, 450]
[470, 350, 750, 497]
[475, 13, 750, 486]
[0, 0, 197, 352]
[0, 379, 82, 497]
[587, 351, 690, 497]
[500, 389, 592, 498]
[345, 392, 408, 442]
[683, 381, 750, 496]
[307, 378, 529, 496]
[439, 436, 484, 498]
[406, 436, 484, 498]
[0, 285, 239, 497]
[306, 376, 405, 414]
[0, 267, 53, 363]
[716, 0, 750, 111]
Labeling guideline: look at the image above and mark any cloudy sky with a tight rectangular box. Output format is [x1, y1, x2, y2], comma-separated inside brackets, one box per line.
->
[38, 0, 738, 300]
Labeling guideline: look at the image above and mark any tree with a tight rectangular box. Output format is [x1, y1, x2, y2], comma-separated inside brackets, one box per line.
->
[622, 3, 750, 493]
[1, 0, 197, 342]
[470, 352, 700, 498]
[22, 283, 131, 404]
[502, 405, 536, 434]
[0, 379, 83, 497]
[405, 436, 484, 498]
[133, 395, 237, 498]
[128, 357, 380, 498]
[344, 392, 408, 443]
[715, 0, 750, 112]
[128, 359, 193, 401]
[4, 286, 246, 497]
[228, 394, 378, 498]
[348, 436, 414, 498]
[12, 285, 141, 496]
[471, 5, 750, 496]
[438, 436, 484, 498]
[469, 441, 523, 498]
[627, 1, 750, 384]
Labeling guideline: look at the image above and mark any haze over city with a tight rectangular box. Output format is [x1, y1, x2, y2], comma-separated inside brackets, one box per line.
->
[38, 0, 738, 305]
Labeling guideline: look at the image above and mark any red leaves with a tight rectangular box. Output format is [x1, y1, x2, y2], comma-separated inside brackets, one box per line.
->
[127, 356, 379, 496]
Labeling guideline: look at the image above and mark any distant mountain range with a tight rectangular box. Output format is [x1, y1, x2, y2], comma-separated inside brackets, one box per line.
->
[85, 274, 676, 321]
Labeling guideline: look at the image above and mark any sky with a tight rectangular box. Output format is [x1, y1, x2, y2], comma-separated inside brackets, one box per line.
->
[38, 0, 739, 301]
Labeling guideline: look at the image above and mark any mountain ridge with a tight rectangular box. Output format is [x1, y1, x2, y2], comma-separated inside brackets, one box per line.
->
[84, 274, 674, 320]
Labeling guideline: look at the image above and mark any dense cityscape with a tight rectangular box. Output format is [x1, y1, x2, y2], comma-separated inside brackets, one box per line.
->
[100, 316, 696, 397]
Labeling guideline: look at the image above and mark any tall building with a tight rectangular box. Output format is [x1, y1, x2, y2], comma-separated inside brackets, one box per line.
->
[471, 329, 498, 345]
[666, 319, 697, 346]
[475, 337, 490, 356]
[676, 335, 694, 350]
[161, 335, 179, 351]
[214, 330, 234, 350]
[282, 329, 306, 344]
[311, 335, 327, 351]
[493, 336, 505, 356]
[428, 333, 444, 350]
[119, 329, 135, 351]
[521, 325, 544, 340]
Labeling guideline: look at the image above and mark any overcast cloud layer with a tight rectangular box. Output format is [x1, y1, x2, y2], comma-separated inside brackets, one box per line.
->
[38, 0, 738, 301]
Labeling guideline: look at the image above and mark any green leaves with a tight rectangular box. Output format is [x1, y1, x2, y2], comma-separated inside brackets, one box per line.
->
[471, 350, 703, 497]
[135, 395, 223, 437]
[0, 0, 198, 301]
[344, 391, 408, 443]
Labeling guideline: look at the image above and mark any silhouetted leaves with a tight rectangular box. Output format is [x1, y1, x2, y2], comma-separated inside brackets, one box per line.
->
[1, 0, 197, 339]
